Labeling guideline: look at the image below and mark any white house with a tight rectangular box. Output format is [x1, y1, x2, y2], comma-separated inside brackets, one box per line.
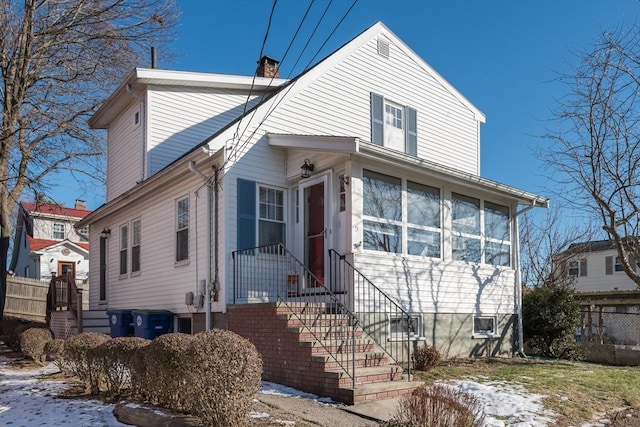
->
[10, 200, 91, 284]
[560, 239, 640, 347]
[78, 22, 547, 401]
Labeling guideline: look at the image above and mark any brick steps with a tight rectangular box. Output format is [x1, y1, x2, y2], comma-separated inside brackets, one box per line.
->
[228, 302, 421, 405]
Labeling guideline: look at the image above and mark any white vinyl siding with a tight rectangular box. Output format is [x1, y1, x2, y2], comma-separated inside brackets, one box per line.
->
[106, 102, 144, 202]
[147, 87, 267, 175]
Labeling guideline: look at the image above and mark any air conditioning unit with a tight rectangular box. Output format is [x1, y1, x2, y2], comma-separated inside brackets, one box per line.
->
[185, 291, 194, 306]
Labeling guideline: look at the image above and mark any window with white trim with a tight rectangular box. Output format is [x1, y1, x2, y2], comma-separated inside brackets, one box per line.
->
[615, 256, 624, 272]
[371, 93, 417, 156]
[473, 316, 497, 337]
[452, 193, 481, 263]
[568, 260, 580, 277]
[389, 315, 422, 340]
[131, 218, 141, 273]
[176, 197, 189, 262]
[119, 224, 128, 275]
[484, 201, 511, 267]
[362, 170, 441, 258]
[78, 226, 89, 241]
[53, 223, 65, 240]
[259, 186, 285, 246]
[452, 193, 511, 266]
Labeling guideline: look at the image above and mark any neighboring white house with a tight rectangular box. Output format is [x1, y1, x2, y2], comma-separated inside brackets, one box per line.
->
[78, 22, 548, 358]
[560, 239, 640, 346]
[10, 200, 91, 283]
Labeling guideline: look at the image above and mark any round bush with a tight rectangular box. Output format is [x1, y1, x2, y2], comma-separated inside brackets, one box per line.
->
[132, 333, 192, 408]
[19, 327, 53, 365]
[44, 339, 67, 371]
[91, 337, 150, 394]
[182, 329, 263, 426]
[63, 332, 110, 393]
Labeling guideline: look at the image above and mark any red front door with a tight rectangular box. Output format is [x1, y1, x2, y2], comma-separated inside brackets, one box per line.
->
[305, 182, 325, 285]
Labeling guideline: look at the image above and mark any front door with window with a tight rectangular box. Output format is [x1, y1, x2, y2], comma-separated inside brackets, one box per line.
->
[300, 174, 330, 289]
[58, 261, 75, 279]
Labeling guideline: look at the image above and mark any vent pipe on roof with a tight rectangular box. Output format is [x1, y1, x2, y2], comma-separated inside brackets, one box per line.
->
[151, 47, 157, 69]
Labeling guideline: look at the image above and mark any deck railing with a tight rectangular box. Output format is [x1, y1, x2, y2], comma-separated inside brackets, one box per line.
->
[47, 272, 83, 332]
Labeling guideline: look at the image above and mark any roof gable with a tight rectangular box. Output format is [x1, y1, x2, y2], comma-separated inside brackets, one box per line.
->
[21, 202, 91, 219]
[27, 236, 89, 253]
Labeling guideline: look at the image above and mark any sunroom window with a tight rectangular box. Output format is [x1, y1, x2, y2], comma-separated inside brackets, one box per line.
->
[407, 181, 441, 257]
[484, 201, 510, 267]
[452, 193, 481, 263]
[363, 170, 402, 254]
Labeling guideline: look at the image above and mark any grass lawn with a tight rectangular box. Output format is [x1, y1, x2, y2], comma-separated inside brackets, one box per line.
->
[414, 357, 640, 426]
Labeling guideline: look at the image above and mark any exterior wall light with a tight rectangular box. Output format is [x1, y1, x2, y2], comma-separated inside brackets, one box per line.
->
[301, 159, 314, 179]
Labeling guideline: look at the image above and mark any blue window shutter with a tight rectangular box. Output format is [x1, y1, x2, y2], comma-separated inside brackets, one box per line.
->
[237, 178, 256, 250]
[371, 93, 384, 145]
[405, 106, 417, 156]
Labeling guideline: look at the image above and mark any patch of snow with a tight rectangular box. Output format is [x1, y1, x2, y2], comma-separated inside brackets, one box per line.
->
[261, 381, 335, 404]
[446, 380, 557, 427]
[250, 411, 270, 418]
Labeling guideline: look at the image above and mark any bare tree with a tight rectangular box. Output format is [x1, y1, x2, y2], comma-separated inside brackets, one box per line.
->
[542, 22, 640, 288]
[0, 0, 177, 317]
[519, 208, 596, 289]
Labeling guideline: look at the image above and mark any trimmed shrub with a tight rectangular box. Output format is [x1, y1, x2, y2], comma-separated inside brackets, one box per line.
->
[523, 286, 581, 359]
[63, 332, 110, 393]
[91, 337, 150, 395]
[0, 319, 48, 352]
[132, 333, 192, 409]
[387, 385, 485, 427]
[412, 344, 441, 371]
[19, 327, 53, 365]
[182, 329, 262, 426]
[44, 339, 67, 371]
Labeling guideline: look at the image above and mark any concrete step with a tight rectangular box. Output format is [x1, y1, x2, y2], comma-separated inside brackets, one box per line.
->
[326, 365, 405, 386]
[348, 380, 424, 404]
[311, 351, 388, 368]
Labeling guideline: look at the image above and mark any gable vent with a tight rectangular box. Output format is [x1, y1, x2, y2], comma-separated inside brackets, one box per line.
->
[377, 38, 390, 58]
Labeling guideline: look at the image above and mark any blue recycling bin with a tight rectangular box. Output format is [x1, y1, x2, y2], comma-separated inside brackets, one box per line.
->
[132, 309, 173, 339]
[107, 309, 134, 338]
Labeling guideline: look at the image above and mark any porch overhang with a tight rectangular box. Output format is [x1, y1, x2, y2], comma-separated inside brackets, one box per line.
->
[267, 133, 549, 209]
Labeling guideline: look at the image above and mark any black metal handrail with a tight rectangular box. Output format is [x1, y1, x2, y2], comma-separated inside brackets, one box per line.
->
[233, 243, 359, 387]
[328, 249, 413, 379]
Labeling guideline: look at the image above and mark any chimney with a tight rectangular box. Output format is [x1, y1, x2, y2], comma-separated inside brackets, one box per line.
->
[75, 199, 86, 210]
[256, 56, 279, 78]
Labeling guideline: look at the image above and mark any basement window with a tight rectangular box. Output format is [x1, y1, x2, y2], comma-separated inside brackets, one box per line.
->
[389, 315, 422, 341]
[473, 316, 497, 338]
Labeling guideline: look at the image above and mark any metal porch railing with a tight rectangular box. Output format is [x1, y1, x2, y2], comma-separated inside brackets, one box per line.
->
[328, 249, 413, 378]
[232, 243, 413, 386]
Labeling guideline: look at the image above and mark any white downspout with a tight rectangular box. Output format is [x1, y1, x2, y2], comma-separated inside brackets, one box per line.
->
[189, 161, 213, 331]
[513, 202, 542, 356]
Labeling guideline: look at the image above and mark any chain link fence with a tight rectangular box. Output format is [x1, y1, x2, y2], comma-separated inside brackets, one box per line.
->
[577, 306, 640, 365]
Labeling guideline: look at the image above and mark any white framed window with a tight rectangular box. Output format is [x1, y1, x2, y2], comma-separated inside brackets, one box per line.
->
[258, 186, 285, 247]
[615, 256, 624, 272]
[473, 316, 497, 338]
[363, 170, 402, 254]
[452, 193, 511, 266]
[452, 193, 481, 263]
[176, 196, 189, 262]
[119, 224, 128, 275]
[78, 225, 89, 241]
[371, 93, 417, 156]
[53, 223, 65, 240]
[131, 218, 141, 273]
[389, 315, 422, 340]
[568, 260, 580, 277]
[363, 169, 441, 258]
[484, 201, 510, 267]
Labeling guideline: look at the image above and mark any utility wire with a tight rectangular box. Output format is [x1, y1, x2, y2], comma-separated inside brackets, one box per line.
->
[222, 0, 359, 173]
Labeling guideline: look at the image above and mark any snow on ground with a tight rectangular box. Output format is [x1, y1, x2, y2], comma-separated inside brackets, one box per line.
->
[0, 350, 605, 427]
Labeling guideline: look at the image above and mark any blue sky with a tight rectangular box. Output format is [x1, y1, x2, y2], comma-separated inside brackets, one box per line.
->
[58, 0, 640, 210]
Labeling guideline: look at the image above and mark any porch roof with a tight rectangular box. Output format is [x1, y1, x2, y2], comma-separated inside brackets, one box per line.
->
[267, 133, 549, 209]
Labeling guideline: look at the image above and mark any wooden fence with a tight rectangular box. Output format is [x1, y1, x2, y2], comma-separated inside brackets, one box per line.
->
[4, 276, 49, 323]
